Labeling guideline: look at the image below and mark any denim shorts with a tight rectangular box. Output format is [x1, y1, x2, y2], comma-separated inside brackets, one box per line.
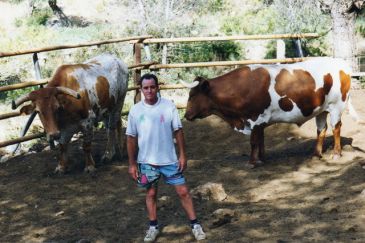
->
[137, 163, 186, 188]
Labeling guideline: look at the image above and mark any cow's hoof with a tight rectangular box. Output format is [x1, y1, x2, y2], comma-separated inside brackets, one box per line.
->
[101, 153, 113, 163]
[54, 165, 66, 174]
[313, 152, 323, 158]
[331, 153, 341, 160]
[246, 160, 264, 169]
[84, 165, 96, 173]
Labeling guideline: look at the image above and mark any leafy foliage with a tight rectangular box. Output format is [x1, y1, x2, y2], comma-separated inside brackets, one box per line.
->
[171, 41, 242, 63]
[26, 8, 52, 26]
[221, 6, 277, 35]
[356, 9, 365, 37]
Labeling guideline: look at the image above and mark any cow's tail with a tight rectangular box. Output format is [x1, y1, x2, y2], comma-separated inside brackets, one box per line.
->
[347, 96, 361, 123]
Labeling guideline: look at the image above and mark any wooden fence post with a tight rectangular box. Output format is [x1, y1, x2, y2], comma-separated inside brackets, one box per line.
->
[276, 40, 286, 59]
[133, 43, 142, 103]
[11, 53, 43, 153]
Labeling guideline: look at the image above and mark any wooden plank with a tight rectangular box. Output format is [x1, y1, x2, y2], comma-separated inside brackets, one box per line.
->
[0, 133, 44, 148]
[128, 61, 158, 69]
[0, 79, 48, 92]
[0, 111, 21, 120]
[351, 72, 365, 77]
[133, 43, 142, 103]
[132, 33, 319, 44]
[128, 83, 186, 91]
[140, 57, 311, 69]
[0, 35, 152, 58]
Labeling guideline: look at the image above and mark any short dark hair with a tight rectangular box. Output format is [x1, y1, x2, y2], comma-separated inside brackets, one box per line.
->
[139, 73, 158, 86]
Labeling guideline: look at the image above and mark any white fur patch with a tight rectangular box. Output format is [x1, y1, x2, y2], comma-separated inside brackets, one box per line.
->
[243, 57, 351, 130]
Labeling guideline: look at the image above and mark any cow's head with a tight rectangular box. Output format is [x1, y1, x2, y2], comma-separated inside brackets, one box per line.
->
[180, 77, 214, 121]
[12, 87, 81, 142]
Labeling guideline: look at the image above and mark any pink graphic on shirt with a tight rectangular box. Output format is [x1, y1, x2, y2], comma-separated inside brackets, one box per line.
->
[160, 114, 165, 123]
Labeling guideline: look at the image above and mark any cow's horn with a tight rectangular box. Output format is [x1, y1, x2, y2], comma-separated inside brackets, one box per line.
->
[56, 87, 81, 99]
[12, 93, 31, 110]
[178, 79, 199, 88]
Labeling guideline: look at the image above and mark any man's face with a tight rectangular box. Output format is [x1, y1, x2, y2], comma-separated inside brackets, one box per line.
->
[141, 78, 158, 104]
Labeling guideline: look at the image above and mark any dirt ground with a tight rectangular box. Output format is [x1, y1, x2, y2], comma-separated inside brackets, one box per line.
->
[1, 90, 365, 243]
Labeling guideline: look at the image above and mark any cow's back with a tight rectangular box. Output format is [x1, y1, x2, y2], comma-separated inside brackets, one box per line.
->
[76, 54, 128, 106]
[247, 57, 351, 127]
[48, 54, 128, 122]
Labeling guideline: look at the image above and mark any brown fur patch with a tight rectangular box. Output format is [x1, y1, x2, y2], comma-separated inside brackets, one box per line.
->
[275, 69, 332, 117]
[278, 97, 293, 111]
[210, 66, 271, 121]
[323, 73, 333, 95]
[48, 65, 81, 90]
[56, 89, 91, 128]
[96, 76, 114, 109]
[339, 70, 351, 101]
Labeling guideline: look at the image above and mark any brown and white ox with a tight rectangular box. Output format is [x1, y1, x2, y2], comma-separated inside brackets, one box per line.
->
[181, 57, 359, 168]
[12, 54, 128, 173]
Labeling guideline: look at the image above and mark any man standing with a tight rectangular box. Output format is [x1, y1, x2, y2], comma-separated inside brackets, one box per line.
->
[126, 73, 206, 242]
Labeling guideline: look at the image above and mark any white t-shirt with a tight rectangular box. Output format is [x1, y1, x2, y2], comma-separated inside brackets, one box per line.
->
[126, 97, 182, 165]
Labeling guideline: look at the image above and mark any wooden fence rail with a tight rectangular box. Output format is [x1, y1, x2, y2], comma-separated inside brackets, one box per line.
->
[0, 36, 152, 58]
[133, 33, 320, 44]
[139, 57, 311, 69]
[0, 133, 45, 148]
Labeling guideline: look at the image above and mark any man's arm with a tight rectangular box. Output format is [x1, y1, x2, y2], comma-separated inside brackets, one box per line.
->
[127, 135, 138, 181]
[174, 128, 187, 172]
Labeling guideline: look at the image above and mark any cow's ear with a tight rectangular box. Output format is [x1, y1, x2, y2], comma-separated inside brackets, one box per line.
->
[200, 80, 210, 93]
[19, 104, 35, 115]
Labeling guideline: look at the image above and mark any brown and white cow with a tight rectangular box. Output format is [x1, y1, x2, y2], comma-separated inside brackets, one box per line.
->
[181, 57, 358, 168]
[12, 54, 128, 173]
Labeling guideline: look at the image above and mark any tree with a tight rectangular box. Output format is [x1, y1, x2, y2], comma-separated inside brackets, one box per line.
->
[319, 0, 364, 71]
[129, 0, 206, 65]
[272, 0, 330, 57]
[48, 0, 72, 27]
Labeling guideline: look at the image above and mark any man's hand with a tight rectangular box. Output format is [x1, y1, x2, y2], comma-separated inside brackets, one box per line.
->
[175, 129, 187, 172]
[127, 135, 138, 181]
[128, 163, 138, 181]
[178, 155, 187, 172]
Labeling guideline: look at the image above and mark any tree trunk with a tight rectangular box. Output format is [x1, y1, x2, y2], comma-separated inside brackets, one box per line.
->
[27, 0, 36, 16]
[318, 0, 364, 71]
[48, 0, 72, 27]
[293, 39, 304, 57]
[331, 2, 358, 71]
[161, 0, 173, 72]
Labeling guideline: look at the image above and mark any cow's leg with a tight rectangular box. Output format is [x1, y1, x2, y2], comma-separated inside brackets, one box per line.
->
[55, 143, 68, 173]
[314, 112, 328, 157]
[258, 126, 265, 161]
[115, 118, 125, 159]
[83, 129, 96, 173]
[332, 121, 342, 159]
[101, 112, 121, 162]
[249, 125, 264, 168]
[102, 127, 116, 162]
[330, 111, 342, 159]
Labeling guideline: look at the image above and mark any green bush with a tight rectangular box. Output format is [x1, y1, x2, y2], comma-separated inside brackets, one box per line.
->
[0, 83, 37, 104]
[171, 41, 242, 63]
[265, 38, 330, 59]
[27, 8, 52, 26]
